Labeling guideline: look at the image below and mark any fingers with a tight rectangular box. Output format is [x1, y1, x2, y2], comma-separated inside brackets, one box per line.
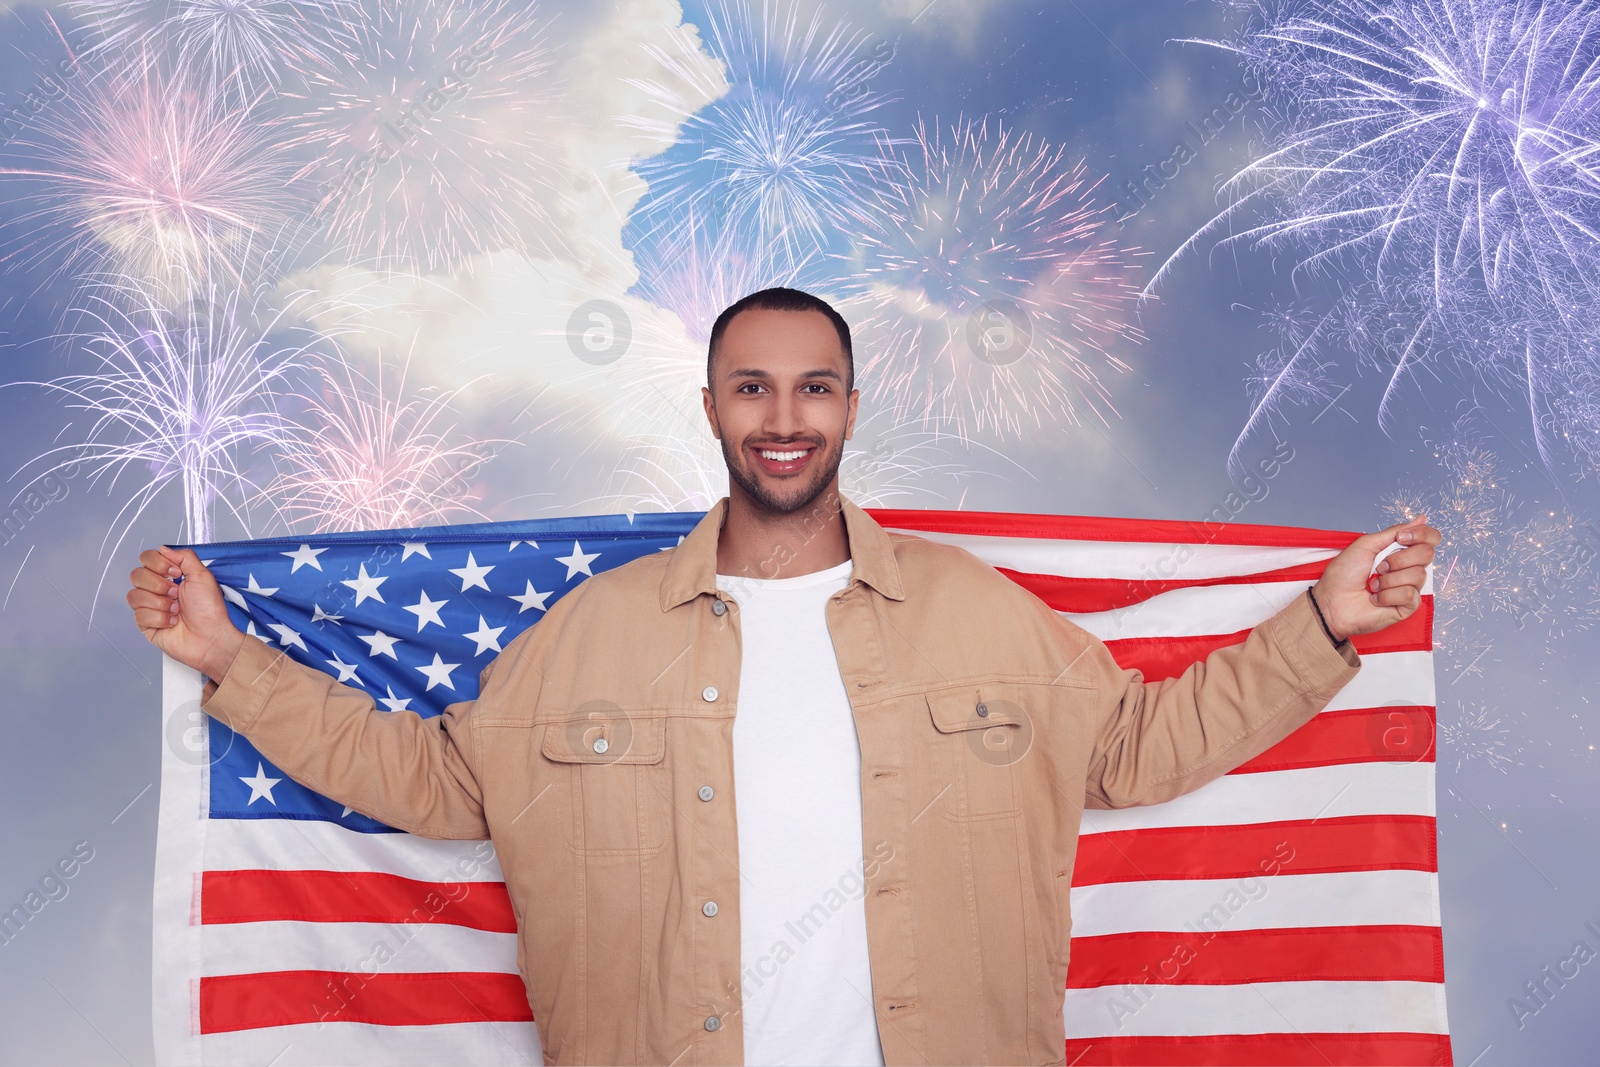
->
[1373, 565, 1427, 593]
[1374, 543, 1437, 573]
[139, 547, 180, 578]
[132, 605, 177, 630]
[168, 546, 212, 581]
[1353, 514, 1425, 554]
[1370, 583, 1421, 609]
[126, 588, 175, 613]
[129, 564, 176, 594]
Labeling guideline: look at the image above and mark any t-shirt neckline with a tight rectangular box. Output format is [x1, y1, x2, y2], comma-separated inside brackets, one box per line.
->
[715, 557, 853, 590]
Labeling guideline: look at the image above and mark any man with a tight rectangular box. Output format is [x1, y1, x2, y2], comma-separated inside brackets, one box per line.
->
[127, 287, 1439, 1066]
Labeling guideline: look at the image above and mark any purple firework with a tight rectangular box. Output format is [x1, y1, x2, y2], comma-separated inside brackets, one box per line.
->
[1158, 0, 1600, 467]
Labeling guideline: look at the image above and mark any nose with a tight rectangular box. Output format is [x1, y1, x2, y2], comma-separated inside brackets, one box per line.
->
[764, 386, 806, 439]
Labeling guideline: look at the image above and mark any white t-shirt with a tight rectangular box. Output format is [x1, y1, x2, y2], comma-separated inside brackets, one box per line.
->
[715, 559, 886, 1067]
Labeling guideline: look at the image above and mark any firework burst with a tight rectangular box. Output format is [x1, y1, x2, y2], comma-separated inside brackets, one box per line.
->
[5, 281, 327, 608]
[839, 115, 1145, 440]
[625, 0, 902, 273]
[1439, 702, 1521, 772]
[0, 61, 299, 300]
[629, 206, 821, 346]
[68, 0, 354, 94]
[1161, 0, 1600, 461]
[1166, 0, 1600, 308]
[283, 0, 565, 275]
[257, 357, 512, 532]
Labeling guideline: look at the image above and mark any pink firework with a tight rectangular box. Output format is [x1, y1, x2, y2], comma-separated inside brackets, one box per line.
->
[68, 0, 355, 94]
[0, 60, 298, 297]
[841, 116, 1145, 440]
[259, 357, 512, 533]
[282, 0, 564, 274]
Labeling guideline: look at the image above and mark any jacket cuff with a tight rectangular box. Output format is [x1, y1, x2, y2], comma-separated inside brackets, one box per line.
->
[1265, 589, 1362, 694]
[199, 632, 286, 733]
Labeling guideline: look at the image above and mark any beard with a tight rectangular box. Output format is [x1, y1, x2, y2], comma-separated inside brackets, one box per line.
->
[719, 432, 845, 515]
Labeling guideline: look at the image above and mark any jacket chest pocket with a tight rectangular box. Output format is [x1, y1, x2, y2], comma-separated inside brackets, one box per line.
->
[539, 704, 669, 854]
[924, 684, 1037, 820]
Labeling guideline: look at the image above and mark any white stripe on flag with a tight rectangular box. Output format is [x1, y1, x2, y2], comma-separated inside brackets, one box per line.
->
[203, 820, 504, 883]
[1063, 979, 1449, 1038]
[888, 529, 1339, 580]
[1319, 651, 1435, 711]
[199, 922, 518, 977]
[196, 1020, 541, 1067]
[1068, 869, 1440, 936]
[1079, 762, 1436, 833]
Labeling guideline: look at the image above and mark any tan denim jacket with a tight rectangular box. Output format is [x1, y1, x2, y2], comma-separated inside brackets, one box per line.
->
[200, 495, 1361, 1066]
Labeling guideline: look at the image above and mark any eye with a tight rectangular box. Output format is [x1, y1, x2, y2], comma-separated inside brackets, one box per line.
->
[736, 381, 765, 394]
[802, 382, 830, 393]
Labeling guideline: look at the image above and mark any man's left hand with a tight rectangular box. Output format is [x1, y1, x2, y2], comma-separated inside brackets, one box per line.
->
[1311, 514, 1441, 642]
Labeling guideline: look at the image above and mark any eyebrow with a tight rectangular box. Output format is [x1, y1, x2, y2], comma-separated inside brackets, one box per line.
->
[724, 367, 844, 382]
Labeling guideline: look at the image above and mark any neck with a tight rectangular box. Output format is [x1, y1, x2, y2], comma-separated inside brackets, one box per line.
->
[716, 481, 850, 580]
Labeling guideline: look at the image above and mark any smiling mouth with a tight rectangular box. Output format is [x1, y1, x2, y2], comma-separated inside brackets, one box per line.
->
[751, 444, 817, 475]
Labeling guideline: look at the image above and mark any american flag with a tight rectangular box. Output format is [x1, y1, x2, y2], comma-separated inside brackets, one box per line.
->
[153, 508, 1449, 1066]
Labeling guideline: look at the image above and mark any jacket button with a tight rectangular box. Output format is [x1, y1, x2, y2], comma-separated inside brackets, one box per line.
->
[702, 900, 719, 916]
[712, 598, 727, 616]
[702, 685, 719, 702]
[704, 1015, 721, 1031]
[698, 785, 714, 801]
[592, 736, 610, 753]
[976, 701, 988, 717]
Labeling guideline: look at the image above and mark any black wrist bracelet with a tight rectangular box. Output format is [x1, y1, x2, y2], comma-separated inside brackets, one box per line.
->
[1306, 586, 1345, 648]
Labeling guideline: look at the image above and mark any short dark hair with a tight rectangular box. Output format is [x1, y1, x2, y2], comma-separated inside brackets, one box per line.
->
[706, 287, 854, 392]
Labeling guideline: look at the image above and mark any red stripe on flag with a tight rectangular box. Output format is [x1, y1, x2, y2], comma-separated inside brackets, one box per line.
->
[1073, 815, 1438, 886]
[1103, 597, 1432, 679]
[202, 871, 517, 932]
[867, 507, 1361, 548]
[1064, 1032, 1453, 1066]
[1066, 925, 1445, 986]
[199, 969, 533, 1033]
[1230, 706, 1436, 773]
[1000, 562, 1330, 614]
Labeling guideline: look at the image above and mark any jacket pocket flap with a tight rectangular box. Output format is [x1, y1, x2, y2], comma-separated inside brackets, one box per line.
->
[925, 686, 1028, 732]
[541, 714, 666, 764]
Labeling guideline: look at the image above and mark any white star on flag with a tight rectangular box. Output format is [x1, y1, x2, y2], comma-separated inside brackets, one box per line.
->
[267, 623, 306, 652]
[556, 541, 600, 580]
[311, 604, 344, 624]
[416, 653, 460, 691]
[243, 574, 279, 597]
[220, 584, 247, 608]
[379, 686, 412, 712]
[463, 615, 506, 655]
[240, 762, 282, 805]
[509, 580, 552, 613]
[400, 542, 431, 561]
[449, 552, 495, 591]
[358, 630, 402, 659]
[281, 544, 327, 573]
[340, 563, 387, 606]
[324, 655, 359, 683]
[509, 540, 539, 550]
[403, 590, 449, 631]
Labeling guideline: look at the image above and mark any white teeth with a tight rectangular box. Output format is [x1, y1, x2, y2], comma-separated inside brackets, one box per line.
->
[758, 449, 810, 462]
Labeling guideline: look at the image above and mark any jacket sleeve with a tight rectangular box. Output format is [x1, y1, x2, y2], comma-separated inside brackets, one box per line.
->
[1078, 589, 1361, 810]
[199, 629, 538, 839]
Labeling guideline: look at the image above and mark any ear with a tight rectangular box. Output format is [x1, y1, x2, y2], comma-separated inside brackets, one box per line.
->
[702, 386, 720, 440]
[844, 387, 859, 441]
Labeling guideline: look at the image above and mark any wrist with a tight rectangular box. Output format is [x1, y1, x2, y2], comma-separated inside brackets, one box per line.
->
[201, 628, 246, 682]
[1306, 585, 1348, 646]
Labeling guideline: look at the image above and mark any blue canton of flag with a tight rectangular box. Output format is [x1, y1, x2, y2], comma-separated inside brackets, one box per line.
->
[183, 512, 705, 833]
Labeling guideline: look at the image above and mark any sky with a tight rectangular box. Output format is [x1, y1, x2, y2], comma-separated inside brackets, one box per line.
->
[0, 0, 1596, 1063]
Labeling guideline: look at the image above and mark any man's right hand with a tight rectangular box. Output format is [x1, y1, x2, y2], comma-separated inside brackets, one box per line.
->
[128, 546, 246, 681]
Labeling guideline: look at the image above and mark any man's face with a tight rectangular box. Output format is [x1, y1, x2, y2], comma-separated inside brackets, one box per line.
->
[702, 307, 858, 515]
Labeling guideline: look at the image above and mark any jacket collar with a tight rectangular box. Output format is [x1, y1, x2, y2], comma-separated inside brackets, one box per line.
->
[659, 493, 906, 611]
